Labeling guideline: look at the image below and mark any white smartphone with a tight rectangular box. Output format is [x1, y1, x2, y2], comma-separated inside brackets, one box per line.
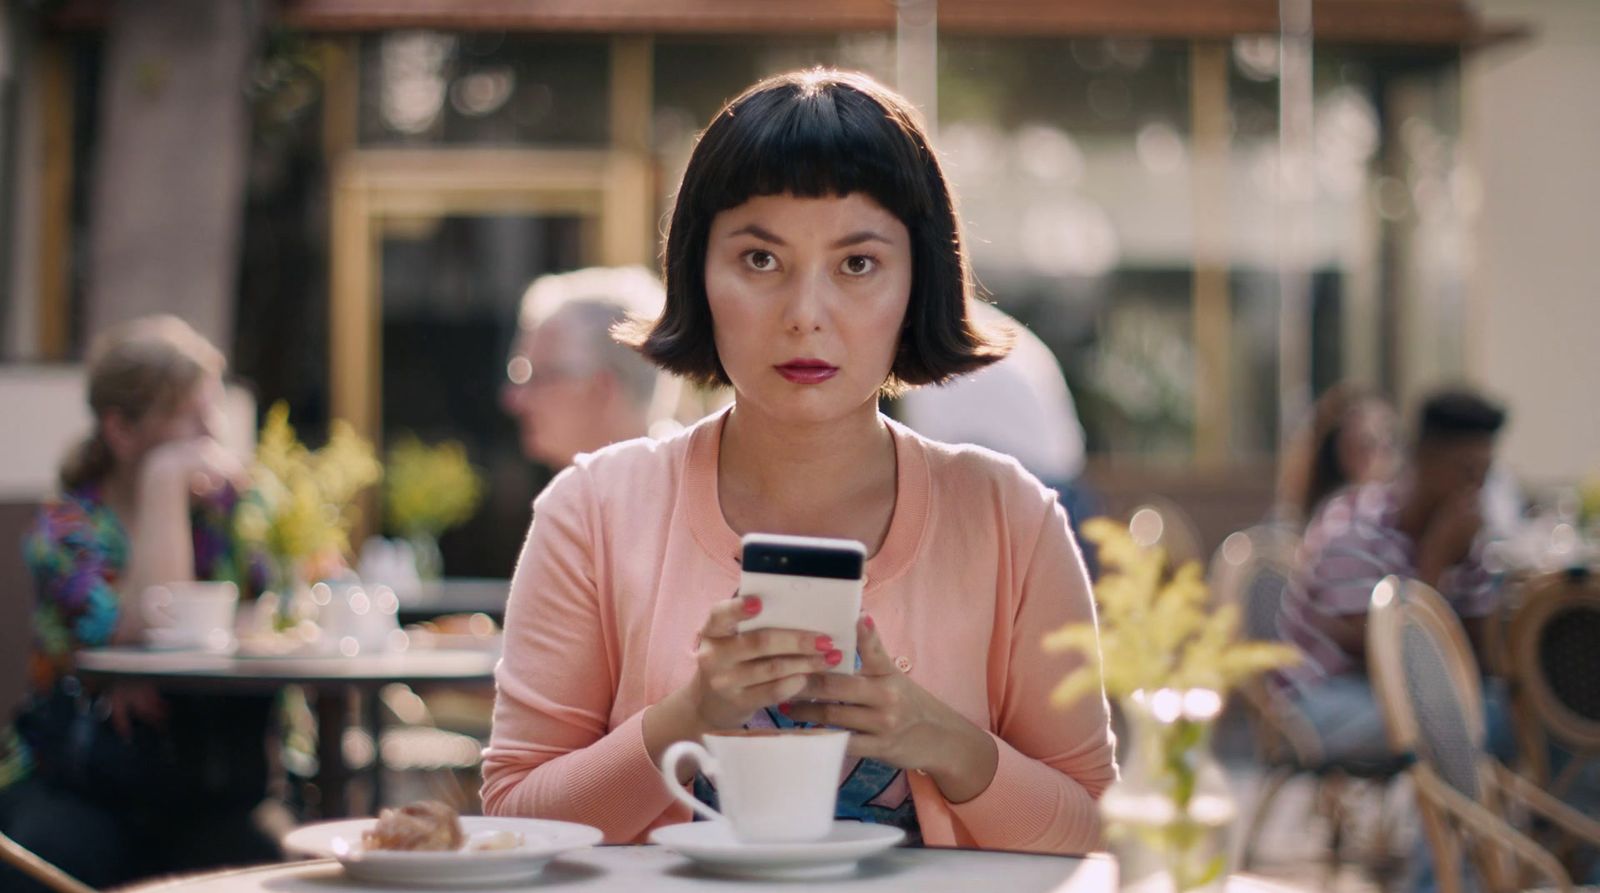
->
[736, 533, 867, 675]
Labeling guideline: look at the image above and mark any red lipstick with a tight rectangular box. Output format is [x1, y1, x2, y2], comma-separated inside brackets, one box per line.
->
[774, 358, 839, 384]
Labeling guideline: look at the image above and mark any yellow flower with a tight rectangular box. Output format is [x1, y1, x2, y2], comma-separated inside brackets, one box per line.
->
[236, 403, 382, 575]
[384, 435, 485, 538]
[1046, 519, 1299, 708]
[1580, 474, 1600, 527]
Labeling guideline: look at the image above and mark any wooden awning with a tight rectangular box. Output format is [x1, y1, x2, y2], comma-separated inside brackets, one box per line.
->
[45, 0, 1526, 47]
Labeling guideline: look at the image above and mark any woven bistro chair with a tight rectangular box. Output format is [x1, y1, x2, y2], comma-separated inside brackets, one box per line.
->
[1507, 569, 1600, 802]
[0, 831, 97, 893]
[1129, 497, 1204, 570]
[1368, 575, 1600, 893]
[1209, 526, 1405, 880]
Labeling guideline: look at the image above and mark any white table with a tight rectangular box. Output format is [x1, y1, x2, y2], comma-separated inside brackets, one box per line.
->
[123, 848, 1302, 892]
[73, 647, 497, 817]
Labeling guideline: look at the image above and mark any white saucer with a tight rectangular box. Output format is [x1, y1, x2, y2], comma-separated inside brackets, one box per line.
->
[284, 816, 603, 886]
[649, 820, 905, 879]
[143, 627, 233, 653]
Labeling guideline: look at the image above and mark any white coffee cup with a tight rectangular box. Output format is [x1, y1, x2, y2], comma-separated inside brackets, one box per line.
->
[142, 581, 239, 651]
[659, 729, 848, 843]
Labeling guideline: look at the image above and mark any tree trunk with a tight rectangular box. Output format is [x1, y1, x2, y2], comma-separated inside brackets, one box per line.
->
[84, 0, 261, 354]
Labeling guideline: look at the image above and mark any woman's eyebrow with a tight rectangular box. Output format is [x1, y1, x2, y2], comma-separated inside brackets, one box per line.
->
[727, 223, 786, 245]
[831, 230, 893, 249]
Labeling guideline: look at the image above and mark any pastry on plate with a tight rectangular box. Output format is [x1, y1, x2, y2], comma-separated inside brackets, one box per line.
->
[362, 801, 464, 852]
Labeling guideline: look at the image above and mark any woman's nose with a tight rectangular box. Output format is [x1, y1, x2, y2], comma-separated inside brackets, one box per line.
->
[782, 269, 828, 334]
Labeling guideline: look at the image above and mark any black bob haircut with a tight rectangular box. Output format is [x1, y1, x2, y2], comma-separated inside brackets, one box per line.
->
[618, 69, 1009, 393]
[1417, 388, 1507, 445]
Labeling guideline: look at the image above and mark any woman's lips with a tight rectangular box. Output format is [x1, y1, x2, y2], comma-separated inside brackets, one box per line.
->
[775, 360, 839, 384]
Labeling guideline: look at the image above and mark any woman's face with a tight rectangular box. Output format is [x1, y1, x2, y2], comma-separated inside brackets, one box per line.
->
[113, 376, 225, 469]
[1339, 399, 1400, 486]
[703, 192, 913, 426]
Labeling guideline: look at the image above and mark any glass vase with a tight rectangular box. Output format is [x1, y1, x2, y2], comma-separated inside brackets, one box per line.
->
[265, 554, 311, 633]
[408, 531, 444, 582]
[1102, 688, 1237, 893]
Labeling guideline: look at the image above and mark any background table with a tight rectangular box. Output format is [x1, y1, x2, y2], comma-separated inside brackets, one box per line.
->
[123, 848, 1303, 893]
[74, 647, 497, 817]
[396, 578, 510, 624]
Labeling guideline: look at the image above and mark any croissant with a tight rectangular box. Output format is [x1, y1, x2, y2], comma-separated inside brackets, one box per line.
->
[362, 800, 464, 852]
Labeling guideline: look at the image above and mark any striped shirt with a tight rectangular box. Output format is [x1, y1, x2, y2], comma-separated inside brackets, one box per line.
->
[1278, 482, 1499, 690]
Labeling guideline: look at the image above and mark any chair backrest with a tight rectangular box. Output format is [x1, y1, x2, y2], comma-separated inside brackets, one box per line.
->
[1509, 570, 1600, 751]
[0, 831, 97, 893]
[1208, 525, 1318, 763]
[1209, 525, 1299, 643]
[1369, 577, 1527, 893]
[1128, 496, 1205, 570]
[1367, 576, 1489, 800]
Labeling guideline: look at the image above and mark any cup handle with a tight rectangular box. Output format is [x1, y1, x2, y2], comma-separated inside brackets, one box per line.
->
[142, 588, 175, 629]
[660, 741, 725, 823]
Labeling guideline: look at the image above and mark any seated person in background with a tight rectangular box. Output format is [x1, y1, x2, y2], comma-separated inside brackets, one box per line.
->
[0, 316, 279, 892]
[897, 302, 1103, 575]
[1276, 388, 1507, 766]
[1273, 383, 1401, 529]
[481, 69, 1115, 853]
[499, 266, 677, 470]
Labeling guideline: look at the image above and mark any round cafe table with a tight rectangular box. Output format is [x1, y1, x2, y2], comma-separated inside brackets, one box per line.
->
[120, 848, 1302, 893]
[72, 647, 497, 818]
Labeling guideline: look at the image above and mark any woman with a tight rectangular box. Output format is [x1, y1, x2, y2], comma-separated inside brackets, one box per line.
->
[482, 70, 1115, 853]
[0, 316, 278, 890]
[1275, 383, 1400, 526]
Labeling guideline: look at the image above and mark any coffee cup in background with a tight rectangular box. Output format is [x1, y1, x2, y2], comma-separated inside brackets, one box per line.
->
[659, 728, 848, 843]
[142, 581, 239, 651]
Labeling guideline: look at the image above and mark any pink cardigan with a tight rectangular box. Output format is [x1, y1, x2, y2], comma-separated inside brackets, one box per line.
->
[481, 410, 1116, 853]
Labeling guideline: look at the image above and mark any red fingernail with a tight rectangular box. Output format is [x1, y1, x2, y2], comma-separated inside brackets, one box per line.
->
[778, 702, 792, 716]
[863, 614, 875, 631]
[825, 649, 843, 667]
[815, 635, 833, 651]
[742, 596, 762, 616]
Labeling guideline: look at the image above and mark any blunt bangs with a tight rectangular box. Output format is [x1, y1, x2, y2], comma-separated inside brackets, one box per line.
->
[685, 74, 937, 226]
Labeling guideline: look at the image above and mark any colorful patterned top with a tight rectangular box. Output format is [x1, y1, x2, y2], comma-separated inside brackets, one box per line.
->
[0, 484, 257, 791]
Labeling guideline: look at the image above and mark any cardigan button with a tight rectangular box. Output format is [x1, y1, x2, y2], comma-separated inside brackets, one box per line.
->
[894, 656, 913, 673]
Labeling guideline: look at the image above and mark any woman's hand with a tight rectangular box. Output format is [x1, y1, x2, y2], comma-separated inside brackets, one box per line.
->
[143, 436, 247, 497]
[786, 615, 999, 804]
[689, 595, 843, 729]
[102, 683, 167, 740]
[643, 594, 841, 764]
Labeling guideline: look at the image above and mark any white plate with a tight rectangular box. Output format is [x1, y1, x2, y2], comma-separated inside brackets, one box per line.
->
[284, 816, 603, 886]
[649, 820, 905, 879]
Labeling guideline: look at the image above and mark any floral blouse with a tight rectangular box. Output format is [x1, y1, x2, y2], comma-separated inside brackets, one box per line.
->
[0, 484, 257, 790]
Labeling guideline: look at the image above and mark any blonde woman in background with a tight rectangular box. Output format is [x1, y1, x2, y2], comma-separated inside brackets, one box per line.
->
[0, 316, 279, 892]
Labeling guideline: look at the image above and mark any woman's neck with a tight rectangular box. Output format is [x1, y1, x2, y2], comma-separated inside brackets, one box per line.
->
[717, 400, 898, 551]
[98, 465, 141, 529]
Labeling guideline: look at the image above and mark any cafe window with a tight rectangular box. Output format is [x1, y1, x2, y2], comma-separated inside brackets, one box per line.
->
[356, 33, 612, 147]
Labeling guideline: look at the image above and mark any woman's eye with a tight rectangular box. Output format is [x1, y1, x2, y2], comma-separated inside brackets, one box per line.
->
[840, 255, 878, 276]
[743, 250, 778, 272]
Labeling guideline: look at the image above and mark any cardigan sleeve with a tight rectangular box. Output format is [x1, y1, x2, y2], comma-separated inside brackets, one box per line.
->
[948, 494, 1118, 853]
[479, 465, 678, 841]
